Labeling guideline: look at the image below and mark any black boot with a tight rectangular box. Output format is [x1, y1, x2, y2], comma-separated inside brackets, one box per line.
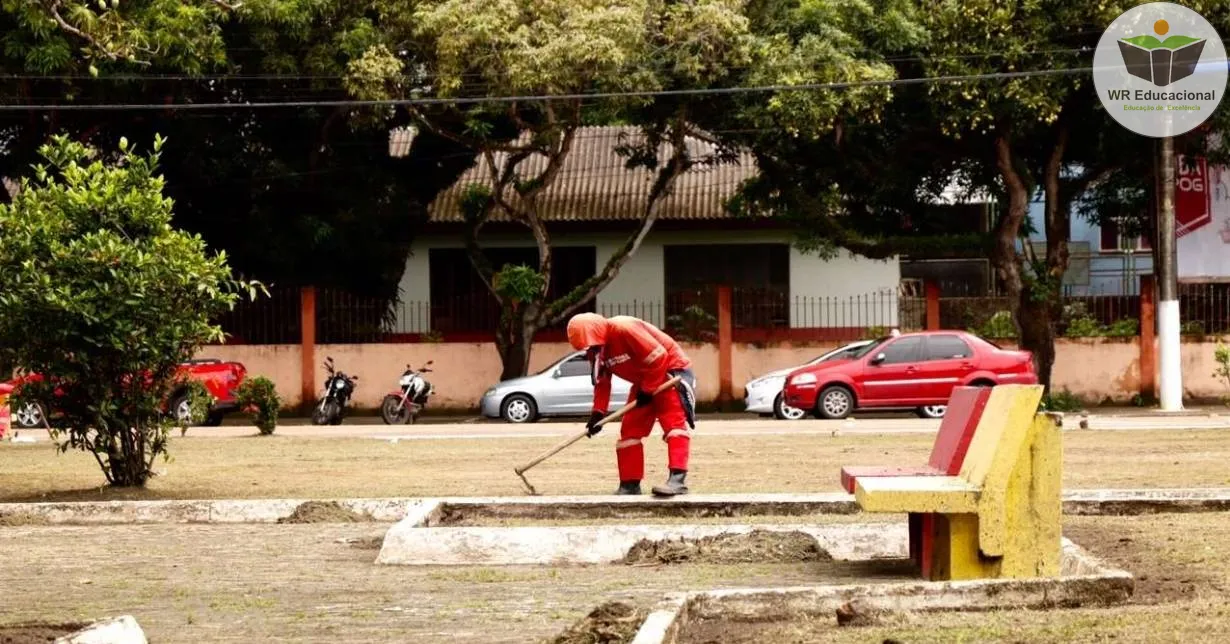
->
[652, 470, 688, 497]
[615, 480, 642, 495]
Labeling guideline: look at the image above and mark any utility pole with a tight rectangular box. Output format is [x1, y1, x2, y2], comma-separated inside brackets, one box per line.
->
[1156, 136, 1183, 411]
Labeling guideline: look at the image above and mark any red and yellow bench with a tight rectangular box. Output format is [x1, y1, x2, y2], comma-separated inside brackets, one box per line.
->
[842, 384, 1061, 581]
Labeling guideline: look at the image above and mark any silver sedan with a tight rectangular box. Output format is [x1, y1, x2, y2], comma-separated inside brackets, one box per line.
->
[480, 351, 633, 423]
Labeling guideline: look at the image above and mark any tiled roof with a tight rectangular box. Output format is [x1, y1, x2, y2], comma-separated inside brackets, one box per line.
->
[412, 126, 759, 223]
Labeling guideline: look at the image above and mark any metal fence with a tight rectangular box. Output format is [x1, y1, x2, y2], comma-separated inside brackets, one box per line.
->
[213, 282, 1230, 344]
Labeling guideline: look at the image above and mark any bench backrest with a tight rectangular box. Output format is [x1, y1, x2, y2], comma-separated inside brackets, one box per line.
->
[928, 386, 993, 475]
[957, 384, 1046, 488]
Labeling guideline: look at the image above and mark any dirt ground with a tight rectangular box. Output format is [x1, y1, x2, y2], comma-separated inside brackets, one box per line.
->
[680, 513, 1230, 644]
[0, 522, 904, 643]
[2, 514, 1230, 642]
[4, 429, 1230, 502]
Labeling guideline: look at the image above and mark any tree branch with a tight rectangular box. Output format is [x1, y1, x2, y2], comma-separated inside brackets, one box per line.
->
[43, 0, 119, 60]
[543, 116, 691, 325]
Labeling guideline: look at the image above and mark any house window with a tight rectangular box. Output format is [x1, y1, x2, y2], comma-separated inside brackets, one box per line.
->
[428, 246, 596, 332]
[1100, 220, 1150, 252]
[664, 243, 790, 328]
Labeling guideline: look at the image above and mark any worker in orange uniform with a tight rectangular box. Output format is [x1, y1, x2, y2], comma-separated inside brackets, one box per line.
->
[566, 312, 697, 497]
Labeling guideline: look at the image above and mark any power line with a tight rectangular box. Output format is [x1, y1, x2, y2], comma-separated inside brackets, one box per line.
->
[0, 66, 1097, 112]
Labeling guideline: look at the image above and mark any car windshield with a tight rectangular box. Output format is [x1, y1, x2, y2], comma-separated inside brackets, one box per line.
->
[810, 343, 870, 363]
[848, 338, 890, 359]
[535, 353, 582, 376]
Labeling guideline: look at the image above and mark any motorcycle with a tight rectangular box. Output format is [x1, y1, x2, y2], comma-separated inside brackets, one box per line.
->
[381, 360, 434, 425]
[311, 356, 357, 426]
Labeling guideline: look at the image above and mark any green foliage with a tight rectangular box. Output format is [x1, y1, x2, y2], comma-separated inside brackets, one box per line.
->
[492, 265, 547, 304]
[1214, 343, 1230, 394]
[1064, 317, 1102, 339]
[236, 376, 281, 436]
[419, 330, 444, 343]
[1104, 318, 1139, 338]
[1182, 320, 1207, 336]
[863, 326, 887, 340]
[667, 306, 718, 343]
[1, 0, 232, 73]
[0, 136, 259, 486]
[976, 311, 1018, 339]
[178, 380, 214, 428]
[1041, 389, 1084, 413]
[458, 184, 494, 223]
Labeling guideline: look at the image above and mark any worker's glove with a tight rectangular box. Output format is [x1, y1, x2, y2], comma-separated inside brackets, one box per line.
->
[635, 390, 655, 408]
[585, 411, 606, 438]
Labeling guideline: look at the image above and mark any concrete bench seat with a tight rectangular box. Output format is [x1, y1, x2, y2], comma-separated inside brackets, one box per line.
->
[846, 384, 1061, 582]
[839, 387, 991, 494]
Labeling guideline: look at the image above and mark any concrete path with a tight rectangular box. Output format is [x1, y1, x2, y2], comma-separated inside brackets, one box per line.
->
[8, 412, 1230, 442]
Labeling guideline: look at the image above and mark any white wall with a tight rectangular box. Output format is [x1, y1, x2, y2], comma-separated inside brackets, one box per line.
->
[396, 229, 900, 331]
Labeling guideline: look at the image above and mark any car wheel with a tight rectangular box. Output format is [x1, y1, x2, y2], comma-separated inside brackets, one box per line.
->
[13, 401, 46, 429]
[500, 394, 538, 424]
[773, 393, 807, 421]
[203, 412, 225, 427]
[816, 385, 854, 420]
[170, 395, 196, 426]
[917, 405, 948, 419]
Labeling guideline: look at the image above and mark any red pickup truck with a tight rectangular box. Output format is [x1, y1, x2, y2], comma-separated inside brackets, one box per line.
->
[4, 358, 247, 429]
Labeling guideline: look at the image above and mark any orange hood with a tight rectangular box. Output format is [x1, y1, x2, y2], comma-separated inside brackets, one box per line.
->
[567, 313, 608, 350]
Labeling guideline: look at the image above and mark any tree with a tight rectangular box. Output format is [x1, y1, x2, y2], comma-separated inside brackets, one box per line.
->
[345, 0, 754, 378]
[714, 1, 1230, 389]
[913, 1, 1230, 389]
[0, 135, 255, 487]
[2, 2, 477, 299]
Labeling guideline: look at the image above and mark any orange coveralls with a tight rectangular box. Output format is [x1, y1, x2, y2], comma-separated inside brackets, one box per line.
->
[587, 316, 694, 482]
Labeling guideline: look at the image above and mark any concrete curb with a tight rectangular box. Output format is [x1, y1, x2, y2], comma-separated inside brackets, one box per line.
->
[54, 615, 146, 644]
[4, 488, 1230, 526]
[622, 539, 1132, 644]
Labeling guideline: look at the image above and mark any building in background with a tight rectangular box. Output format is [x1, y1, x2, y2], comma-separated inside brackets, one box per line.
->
[393, 126, 902, 338]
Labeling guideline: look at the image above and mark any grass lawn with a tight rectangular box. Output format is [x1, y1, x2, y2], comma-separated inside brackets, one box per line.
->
[3, 429, 1230, 502]
[1, 513, 1229, 643]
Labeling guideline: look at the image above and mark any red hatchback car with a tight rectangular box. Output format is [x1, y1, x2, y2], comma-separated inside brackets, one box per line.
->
[782, 330, 1037, 419]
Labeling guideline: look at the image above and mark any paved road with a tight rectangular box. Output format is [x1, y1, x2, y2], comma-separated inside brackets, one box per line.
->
[9, 412, 1230, 442]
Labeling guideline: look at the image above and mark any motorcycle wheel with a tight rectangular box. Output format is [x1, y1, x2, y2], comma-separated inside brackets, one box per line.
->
[381, 395, 412, 425]
[311, 401, 339, 426]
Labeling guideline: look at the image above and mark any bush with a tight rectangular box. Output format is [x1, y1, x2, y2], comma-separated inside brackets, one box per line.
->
[1042, 389, 1084, 412]
[1064, 316, 1102, 338]
[236, 376, 281, 435]
[863, 326, 887, 339]
[667, 305, 718, 342]
[0, 136, 260, 487]
[178, 380, 214, 427]
[1215, 344, 1230, 400]
[975, 311, 1018, 339]
[1182, 320, 1206, 336]
[1104, 318, 1139, 337]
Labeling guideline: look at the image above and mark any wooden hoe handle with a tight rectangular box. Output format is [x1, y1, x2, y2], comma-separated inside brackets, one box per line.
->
[513, 375, 683, 476]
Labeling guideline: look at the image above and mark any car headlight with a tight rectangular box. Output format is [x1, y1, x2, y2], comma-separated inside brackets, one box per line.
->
[484, 387, 498, 397]
[790, 373, 817, 385]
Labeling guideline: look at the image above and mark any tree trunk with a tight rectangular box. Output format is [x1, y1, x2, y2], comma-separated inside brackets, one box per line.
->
[990, 135, 1053, 385]
[496, 307, 538, 381]
[1019, 123, 1072, 392]
[1016, 294, 1057, 390]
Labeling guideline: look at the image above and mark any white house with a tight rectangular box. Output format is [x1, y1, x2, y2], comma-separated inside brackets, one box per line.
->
[391, 126, 901, 337]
